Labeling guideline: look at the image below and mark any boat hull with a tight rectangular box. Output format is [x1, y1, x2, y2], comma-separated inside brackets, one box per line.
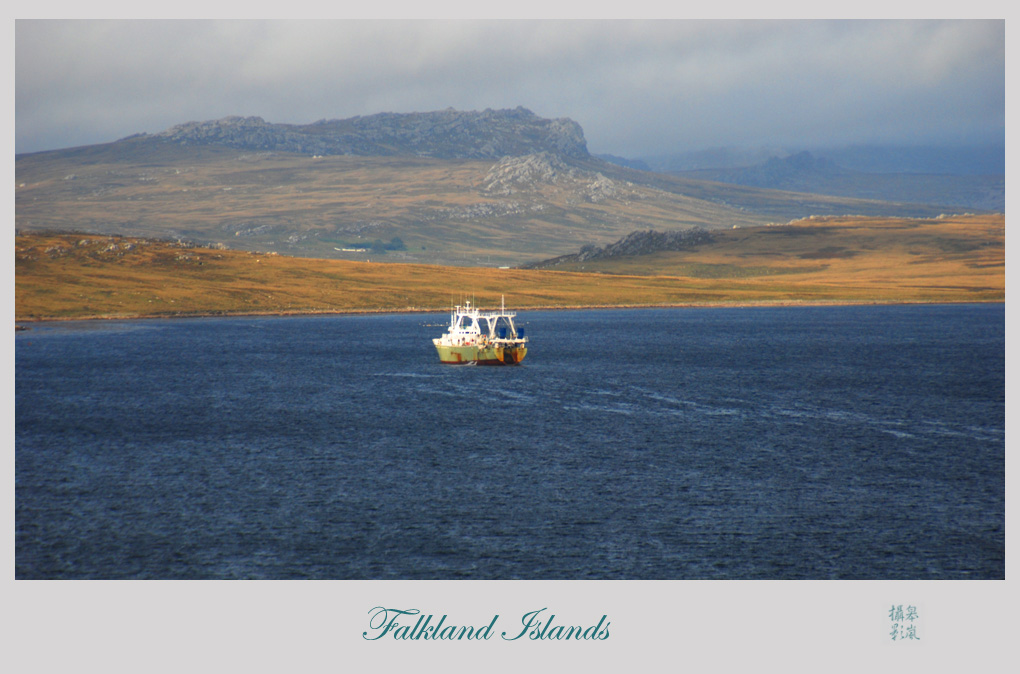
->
[435, 343, 527, 365]
[434, 344, 478, 364]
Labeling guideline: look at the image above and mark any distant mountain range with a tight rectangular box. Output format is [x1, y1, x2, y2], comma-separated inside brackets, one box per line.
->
[16, 108, 996, 267]
[614, 145, 1004, 212]
[639, 144, 1004, 175]
[658, 151, 1003, 212]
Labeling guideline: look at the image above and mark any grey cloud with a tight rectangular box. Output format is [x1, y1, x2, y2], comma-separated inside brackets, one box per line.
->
[15, 19, 1004, 157]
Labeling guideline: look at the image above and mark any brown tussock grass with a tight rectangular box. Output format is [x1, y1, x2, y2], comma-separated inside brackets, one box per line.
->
[15, 213, 1003, 322]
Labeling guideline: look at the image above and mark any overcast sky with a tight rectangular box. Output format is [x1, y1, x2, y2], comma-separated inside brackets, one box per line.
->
[15, 19, 1005, 158]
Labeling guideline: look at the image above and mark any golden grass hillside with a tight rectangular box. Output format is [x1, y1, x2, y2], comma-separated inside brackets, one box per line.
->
[16, 143, 955, 267]
[15, 213, 1003, 322]
[539, 213, 1005, 302]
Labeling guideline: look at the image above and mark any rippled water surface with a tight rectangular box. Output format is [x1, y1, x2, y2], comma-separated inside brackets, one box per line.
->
[16, 304, 1004, 578]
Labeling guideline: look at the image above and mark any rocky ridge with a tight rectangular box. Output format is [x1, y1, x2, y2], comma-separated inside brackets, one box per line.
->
[155, 107, 589, 160]
[526, 227, 713, 268]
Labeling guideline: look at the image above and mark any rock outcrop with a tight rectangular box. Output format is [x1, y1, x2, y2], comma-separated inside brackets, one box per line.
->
[482, 152, 577, 194]
[155, 107, 589, 160]
[481, 152, 619, 202]
[526, 228, 713, 268]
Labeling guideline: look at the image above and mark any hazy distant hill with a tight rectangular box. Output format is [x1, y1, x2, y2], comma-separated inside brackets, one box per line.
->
[642, 143, 1004, 175]
[594, 153, 651, 171]
[15, 109, 978, 267]
[642, 146, 1004, 212]
[817, 144, 1004, 175]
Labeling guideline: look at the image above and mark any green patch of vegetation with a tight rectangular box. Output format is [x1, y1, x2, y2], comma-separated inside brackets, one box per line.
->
[318, 235, 408, 253]
[370, 237, 407, 253]
[933, 239, 984, 254]
[678, 263, 828, 278]
[797, 247, 859, 260]
[760, 227, 826, 236]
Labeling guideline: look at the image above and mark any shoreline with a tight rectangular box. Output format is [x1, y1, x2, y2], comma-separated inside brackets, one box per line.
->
[14, 297, 1005, 325]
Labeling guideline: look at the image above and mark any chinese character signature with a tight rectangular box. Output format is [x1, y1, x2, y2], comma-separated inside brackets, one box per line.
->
[889, 604, 921, 641]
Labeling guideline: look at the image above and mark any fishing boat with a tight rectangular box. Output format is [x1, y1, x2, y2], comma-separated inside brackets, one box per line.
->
[433, 297, 528, 365]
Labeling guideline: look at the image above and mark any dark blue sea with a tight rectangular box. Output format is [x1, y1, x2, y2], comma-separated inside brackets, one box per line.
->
[15, 304, 1005, 579]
